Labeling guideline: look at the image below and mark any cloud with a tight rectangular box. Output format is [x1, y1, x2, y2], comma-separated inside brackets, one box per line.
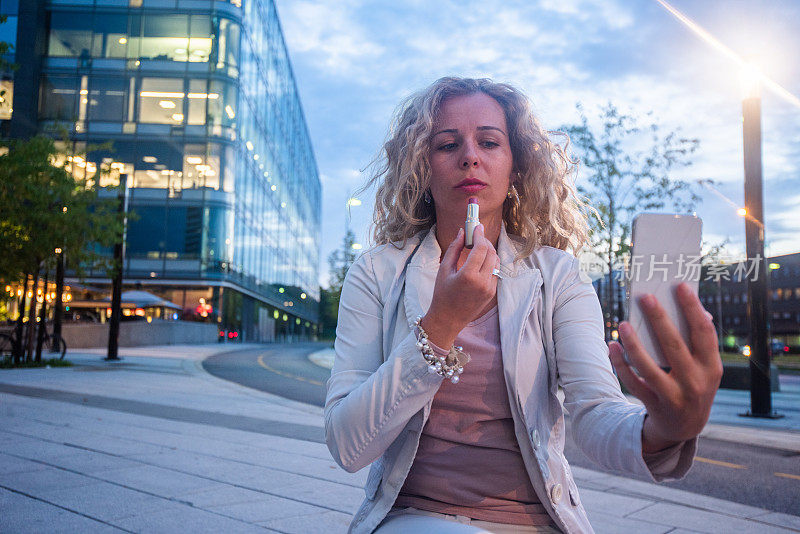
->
[277, 0, 384, 79]
[272, 0, 800, 287]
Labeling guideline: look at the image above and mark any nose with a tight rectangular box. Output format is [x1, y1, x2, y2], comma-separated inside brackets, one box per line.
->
[461, 141, 479, 168]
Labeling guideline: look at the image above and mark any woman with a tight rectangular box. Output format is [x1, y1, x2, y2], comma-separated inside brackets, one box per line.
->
[325, 77, 722, 534]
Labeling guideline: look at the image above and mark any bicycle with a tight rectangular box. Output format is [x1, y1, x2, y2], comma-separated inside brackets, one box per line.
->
[0, 325, 68, 360]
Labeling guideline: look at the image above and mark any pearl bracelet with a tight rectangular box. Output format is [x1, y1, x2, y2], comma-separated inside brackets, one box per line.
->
[412, 315, 470, 384]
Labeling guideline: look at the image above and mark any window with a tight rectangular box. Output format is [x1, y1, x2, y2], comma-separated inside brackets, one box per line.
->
[180, 143, 221, 190]
[40, 75, 79, 120]
[215, 17, 240, 71]
[188, 15, 212, 63]
[88, 77, 127, 121]
[126, 206, 167, 258]
[187, 79, 207, 125]
[138, 77, 184, 124]
[48, 11, 92, 58]
[133, 141, 183, 189]
[0, 79, 12, 120]
[140, 14, 189, 61]
[208, 78, 237, 127]
[91, 13, 128, 58]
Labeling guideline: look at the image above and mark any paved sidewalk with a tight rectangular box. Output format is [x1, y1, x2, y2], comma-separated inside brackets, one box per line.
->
[0, 345, 798, 533]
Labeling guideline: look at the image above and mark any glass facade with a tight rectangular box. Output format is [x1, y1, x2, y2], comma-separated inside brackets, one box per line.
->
[17, 0, 321, 341]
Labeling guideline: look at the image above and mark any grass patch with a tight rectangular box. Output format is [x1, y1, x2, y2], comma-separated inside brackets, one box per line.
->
[0, 356, 73, 369]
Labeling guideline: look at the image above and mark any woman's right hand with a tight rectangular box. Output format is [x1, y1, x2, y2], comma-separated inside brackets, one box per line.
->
[419, 224, 499, 349]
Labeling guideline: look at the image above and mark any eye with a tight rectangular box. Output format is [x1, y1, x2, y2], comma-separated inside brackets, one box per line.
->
[437, 142, 458, 151]
[481, 140, 500, 148]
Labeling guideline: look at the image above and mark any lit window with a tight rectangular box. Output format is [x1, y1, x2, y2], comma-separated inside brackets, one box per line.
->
[138, 78, 184, 124]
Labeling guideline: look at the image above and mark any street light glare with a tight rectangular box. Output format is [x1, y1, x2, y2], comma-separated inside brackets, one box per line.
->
[351, 243, 363, 250]
[653, 0, 800, 109]
[740, 61, 761, 100]
[346, 197, 362, 207]
[737, 208, 747, 217]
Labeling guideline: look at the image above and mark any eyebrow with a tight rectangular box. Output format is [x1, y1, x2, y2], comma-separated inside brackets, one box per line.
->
[432, 126, 507, 137]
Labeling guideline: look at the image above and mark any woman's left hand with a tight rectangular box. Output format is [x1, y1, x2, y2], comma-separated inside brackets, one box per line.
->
[608, 282, 724, 453]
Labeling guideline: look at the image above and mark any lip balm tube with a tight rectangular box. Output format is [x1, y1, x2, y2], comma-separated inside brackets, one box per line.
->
[465, 197, 479, 249]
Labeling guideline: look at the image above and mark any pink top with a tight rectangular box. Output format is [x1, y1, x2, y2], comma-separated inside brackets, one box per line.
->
[394, 306, 555, 526]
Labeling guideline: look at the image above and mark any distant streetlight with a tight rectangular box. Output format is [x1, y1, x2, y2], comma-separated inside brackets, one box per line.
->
[351, 243, 363, 250]
[739, 63, 781, 419]
[345, 190, 362, 234]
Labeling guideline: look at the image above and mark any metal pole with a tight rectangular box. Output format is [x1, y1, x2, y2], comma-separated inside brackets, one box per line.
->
[716, 277, 723, 350]
[51, 250, 64, 351]
[740, 93, 780, 418]
[107, 175, 129, 361]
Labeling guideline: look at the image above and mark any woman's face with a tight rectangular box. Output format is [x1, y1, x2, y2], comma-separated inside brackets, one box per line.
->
[428, 92, 514, 226]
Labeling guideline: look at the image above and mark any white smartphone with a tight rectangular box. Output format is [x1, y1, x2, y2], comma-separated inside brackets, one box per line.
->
[626, 213, 703, 370]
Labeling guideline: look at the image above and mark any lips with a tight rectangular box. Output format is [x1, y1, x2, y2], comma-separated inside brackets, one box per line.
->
[455, 178, 487, 191]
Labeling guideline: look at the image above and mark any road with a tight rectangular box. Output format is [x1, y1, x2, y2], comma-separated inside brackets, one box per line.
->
[203, 344, 800, 516]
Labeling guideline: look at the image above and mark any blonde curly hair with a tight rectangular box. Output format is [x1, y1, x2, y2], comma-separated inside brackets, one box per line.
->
[357, 76, 592, 259]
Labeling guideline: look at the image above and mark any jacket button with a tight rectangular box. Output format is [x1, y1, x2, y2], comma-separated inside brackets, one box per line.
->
[550, 483, 563, 504]
[529, 428, 541, 448]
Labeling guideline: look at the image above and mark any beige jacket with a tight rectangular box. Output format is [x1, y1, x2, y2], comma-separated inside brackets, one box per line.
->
[325, 224, 696, 534]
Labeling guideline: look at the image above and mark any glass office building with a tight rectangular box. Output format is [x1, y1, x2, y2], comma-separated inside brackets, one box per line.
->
[3, 0, 321, 341]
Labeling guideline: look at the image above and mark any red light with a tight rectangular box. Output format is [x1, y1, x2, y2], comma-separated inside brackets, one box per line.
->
[228, 332, 234, 338]
[232, 332, 238, 338]
[784, 346, 789, 352]
[219, 331, 224, 337]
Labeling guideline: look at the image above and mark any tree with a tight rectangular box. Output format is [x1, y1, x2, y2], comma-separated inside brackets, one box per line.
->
[0, 135, 124, 362]
[562, 103, 708, 340]
[319, 230, 358, 339]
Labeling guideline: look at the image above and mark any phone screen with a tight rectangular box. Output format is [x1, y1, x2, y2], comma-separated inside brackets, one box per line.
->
[626, 213, 703, 370]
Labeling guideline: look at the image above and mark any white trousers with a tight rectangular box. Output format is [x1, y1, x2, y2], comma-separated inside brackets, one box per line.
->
[373, 506, 563, 533]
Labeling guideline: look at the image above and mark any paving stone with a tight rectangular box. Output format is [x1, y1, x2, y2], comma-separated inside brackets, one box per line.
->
[269, 478, 363, 514]
[587, 509, 673, 534]
[94, 464, 228, 499]
[0, 451, 49, 475]
[206, 494, 327, 522]
[608, 478, 774, 519]
[627, 503, 796, 534]
[184, 485, 271, 508]
[3, 466, 98, 494]
[0, 487, 125, 533]
[258, 509, 354, 533]
[749, 511, 800, 531]
[37, 449, 143, 474]
[579, 487, 655, 517]
[111, 500, 273, 533]
[30, 480, 173, 522]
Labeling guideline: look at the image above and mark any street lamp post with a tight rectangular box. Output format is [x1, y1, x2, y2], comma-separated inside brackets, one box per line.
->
[739, 67, 781, 419]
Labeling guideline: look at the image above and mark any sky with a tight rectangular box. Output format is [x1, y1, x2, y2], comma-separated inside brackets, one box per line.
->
[273, 0, 800, 288]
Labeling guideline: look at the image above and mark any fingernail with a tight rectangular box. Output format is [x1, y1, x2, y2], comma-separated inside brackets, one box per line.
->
[704, 310, 713, 321]
[640, 294, 655, 309]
